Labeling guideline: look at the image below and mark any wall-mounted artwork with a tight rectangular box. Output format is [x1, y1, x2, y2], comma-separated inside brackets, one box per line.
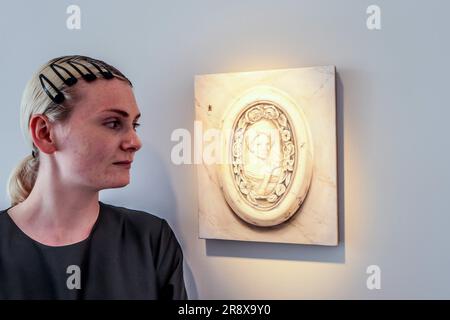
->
[195, 66, 338, 245]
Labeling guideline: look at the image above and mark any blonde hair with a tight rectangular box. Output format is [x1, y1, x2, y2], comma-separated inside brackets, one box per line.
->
[7, 55, 132, 206]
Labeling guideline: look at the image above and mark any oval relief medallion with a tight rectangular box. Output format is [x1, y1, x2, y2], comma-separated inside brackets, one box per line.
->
[219, 87, 314, 226]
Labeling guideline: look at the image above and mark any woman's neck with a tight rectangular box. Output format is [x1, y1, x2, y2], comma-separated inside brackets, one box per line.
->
[7, 179, 100, 247]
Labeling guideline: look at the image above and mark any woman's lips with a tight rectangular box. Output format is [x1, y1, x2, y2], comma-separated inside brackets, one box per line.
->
[113, 161, 132, 169]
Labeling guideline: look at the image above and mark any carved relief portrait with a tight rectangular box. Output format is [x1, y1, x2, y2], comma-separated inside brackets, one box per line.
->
[232, 103, 294, 210]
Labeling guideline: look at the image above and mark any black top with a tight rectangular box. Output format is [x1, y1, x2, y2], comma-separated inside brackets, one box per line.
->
[0, 201, 188, 300]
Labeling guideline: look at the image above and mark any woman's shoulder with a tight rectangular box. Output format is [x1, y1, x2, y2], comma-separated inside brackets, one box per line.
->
[99, 201, 173, 236]
[0, 207, 11, 229]
[99, 201, 182, 253]
[100, 201, 162, 222]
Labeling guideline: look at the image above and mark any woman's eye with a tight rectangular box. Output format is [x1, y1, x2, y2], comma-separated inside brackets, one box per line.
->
[105, 120, 141, 131]
[105, 120, 121, 129]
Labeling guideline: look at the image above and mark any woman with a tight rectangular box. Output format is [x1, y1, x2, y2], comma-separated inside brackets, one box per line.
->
[0, 55, 188, 300]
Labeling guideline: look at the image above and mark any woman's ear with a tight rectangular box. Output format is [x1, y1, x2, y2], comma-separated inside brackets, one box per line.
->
[29, 114, 58, 155]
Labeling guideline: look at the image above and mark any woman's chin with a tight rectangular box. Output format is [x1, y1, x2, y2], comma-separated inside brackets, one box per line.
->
[106, 178, 130, 189]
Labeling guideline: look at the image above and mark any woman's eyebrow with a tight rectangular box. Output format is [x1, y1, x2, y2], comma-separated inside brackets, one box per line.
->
[102, 108, 141, 119]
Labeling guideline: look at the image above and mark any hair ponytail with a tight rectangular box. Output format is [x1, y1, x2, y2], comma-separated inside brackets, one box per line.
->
[7, 154, 39, 206]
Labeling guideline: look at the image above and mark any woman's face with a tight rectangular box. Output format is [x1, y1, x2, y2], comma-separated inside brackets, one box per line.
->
[51, 78, 142, 191]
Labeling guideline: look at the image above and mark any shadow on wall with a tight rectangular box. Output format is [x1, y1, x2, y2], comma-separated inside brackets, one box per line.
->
[204, 72, 346, 264]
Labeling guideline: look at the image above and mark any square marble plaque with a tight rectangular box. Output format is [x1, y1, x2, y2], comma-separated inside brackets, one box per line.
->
[195, 66, 338, 245]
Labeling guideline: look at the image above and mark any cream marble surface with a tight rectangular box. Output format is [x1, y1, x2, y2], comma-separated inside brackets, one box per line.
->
[195, 66, 338, 245]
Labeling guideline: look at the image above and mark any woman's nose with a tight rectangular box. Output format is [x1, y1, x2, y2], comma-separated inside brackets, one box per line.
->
[122, 129, 142, 152]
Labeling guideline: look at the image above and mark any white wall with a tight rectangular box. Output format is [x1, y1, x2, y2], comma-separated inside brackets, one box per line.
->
[1, 0, 449, 299]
